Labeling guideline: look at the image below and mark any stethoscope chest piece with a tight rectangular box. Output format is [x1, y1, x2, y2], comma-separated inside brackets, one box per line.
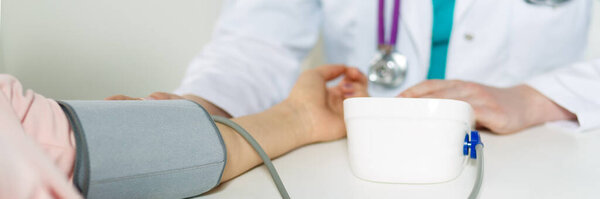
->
[369, 0, 407, 89]
[368, 50, 408, 88]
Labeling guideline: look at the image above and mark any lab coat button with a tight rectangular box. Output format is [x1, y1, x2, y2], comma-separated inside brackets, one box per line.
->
[464, 34, 474, 41]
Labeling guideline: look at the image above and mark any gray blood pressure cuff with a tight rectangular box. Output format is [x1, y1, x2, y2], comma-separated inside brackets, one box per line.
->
[58, 100, 226, 199]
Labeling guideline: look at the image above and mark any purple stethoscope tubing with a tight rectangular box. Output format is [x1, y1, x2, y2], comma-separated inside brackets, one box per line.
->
[378, 0, 401, 47]
[369, 0, 407, 88]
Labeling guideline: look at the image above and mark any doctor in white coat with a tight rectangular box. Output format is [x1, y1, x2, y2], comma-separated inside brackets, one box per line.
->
[153, 0, 598, 134]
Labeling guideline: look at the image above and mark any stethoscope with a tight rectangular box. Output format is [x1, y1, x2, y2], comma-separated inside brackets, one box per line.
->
[525, 0, 572, 6]
[368, 0, 573, 88]
[368, 0, 407, 88]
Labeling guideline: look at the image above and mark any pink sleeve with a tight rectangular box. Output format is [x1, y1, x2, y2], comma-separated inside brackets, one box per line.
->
[0, 74, 81, 199]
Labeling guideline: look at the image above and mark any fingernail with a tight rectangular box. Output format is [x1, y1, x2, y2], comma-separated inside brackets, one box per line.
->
[344, 83, 353, 88]
[344, 92, 355, 97]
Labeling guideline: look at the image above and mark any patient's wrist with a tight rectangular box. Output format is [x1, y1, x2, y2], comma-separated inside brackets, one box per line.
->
[269, 101, 313, 146]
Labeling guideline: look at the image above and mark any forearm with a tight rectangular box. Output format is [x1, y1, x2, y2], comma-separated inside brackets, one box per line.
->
[216, 101, 310, 182]
[519, 84, 577, 126]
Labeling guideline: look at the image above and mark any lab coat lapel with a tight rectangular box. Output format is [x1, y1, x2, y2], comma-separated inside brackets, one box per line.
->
[402, 0, 476, 68]
[402, 0, 432, 68]
[454, 0, 476, 25]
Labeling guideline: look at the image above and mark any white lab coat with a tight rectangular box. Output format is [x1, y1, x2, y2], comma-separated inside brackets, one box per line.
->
[175, 0, 599, 131]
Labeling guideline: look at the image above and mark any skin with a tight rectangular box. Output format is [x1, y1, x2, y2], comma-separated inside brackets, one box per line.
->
[107, 93, 231, 118]
[107, 65, 350, 182]
[398, 80, 576, 134]
[107, 65, 577, 181]
[336, 69, 577, 134]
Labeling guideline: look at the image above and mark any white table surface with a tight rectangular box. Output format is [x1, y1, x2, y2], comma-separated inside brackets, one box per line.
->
[200, 125, 600, 199]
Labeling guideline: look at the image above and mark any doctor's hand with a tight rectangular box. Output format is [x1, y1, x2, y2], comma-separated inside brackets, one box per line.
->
[399, 80, 576, 134]
[106, 92, 232, 117]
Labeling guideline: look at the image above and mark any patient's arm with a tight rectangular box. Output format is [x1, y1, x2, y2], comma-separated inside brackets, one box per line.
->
[108, 66, 352, 183]
[0, 74, 80, 198]
[0, 65, 360, 198]
[217, 102, 310, 181]
[217, 65, 353, 181]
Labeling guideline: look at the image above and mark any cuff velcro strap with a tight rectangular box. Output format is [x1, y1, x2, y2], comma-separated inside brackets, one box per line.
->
[59, 100, 226, 199]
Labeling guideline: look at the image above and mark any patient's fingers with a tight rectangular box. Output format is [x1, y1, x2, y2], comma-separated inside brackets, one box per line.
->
[335, 80, 369, 98]
[344, 67, 368, 85]
[336, 67, 369, 98]
[337, 68, 369, 97]
[314, 65, 347, 81]
[342, 82, 369, 98]
[105, 95, 142, 100]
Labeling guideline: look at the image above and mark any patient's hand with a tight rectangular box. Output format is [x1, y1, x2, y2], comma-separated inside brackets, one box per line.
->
[335, 67, 370, 98]
[217, 65, 354, 181]
[285, 66, 369, 143]
[284, 65, 350, 143]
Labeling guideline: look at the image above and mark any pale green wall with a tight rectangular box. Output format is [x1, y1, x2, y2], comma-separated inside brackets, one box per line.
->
[2, 0, 224, 100]
[1, 0, 4, 73]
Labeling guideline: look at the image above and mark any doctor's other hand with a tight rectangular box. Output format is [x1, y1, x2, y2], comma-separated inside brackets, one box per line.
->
[106, 92, 231, 117]
[285, 65, 351, 143]
[399, 80, 576, 134]
[147, 92, 232, 117]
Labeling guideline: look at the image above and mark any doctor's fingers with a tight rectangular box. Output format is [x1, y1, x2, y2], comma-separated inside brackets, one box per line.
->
[418, 88, 471, 100]
[430, 88, 517, 134]
[148, 92, 184, 100]
[471, 104, 515, 134]
[419, 85, 500, 113]
[413, 81, 486, 101]
[419, 89, 511, 133]
[105, 95, 143, 100]
[399, 80, 464, 98]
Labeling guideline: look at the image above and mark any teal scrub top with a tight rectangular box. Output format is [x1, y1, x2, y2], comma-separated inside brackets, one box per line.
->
[427, 0, 456, 80]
